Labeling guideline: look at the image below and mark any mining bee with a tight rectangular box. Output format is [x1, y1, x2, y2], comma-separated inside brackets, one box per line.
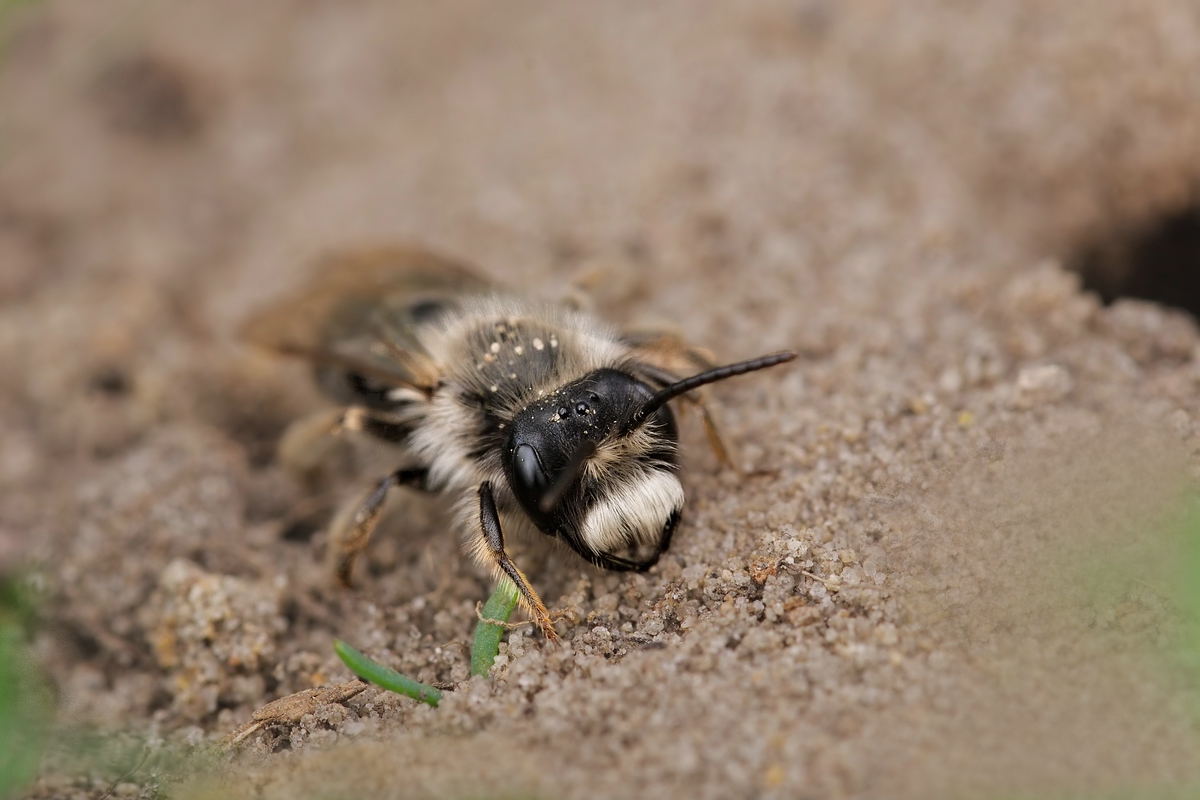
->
[244, 247, 794, 641]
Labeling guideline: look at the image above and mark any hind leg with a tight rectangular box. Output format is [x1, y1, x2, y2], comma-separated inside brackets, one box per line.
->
[277, 405, 415, 486]
[276, 408, 352, 489]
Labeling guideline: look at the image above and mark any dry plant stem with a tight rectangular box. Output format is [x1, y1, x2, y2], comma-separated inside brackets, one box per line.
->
[471, 578, 521, 677]
[802, 570, 840, 590]
[333, 640, 442, 707]
[225, 682, 368, 747]
[98, 744, 149, 800]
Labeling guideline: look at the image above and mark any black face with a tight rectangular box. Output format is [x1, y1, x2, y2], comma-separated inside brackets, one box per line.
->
[504, 369, 678, 535]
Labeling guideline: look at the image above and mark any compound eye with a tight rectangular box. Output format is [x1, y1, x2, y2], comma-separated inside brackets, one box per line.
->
[512, 443, 550, 504]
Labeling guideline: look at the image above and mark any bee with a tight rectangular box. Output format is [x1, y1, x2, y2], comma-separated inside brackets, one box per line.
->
[243, 247, 794, 642]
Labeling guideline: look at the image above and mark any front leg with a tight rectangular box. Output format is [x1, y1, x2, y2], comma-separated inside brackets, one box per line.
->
[330, 467, 429, 587]
[476, 482, 559, 643]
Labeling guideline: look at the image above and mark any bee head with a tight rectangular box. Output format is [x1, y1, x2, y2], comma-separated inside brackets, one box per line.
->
[502, 351, 796, 570]
[504, 368, 682, 569]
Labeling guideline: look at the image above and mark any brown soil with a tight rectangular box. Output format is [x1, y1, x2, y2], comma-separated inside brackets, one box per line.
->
[5, 2, 1200, 798]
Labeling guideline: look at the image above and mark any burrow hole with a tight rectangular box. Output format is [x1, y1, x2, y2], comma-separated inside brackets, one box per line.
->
[1071, 200, 1200, 318]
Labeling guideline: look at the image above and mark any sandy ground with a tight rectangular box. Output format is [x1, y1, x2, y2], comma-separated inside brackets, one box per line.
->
[5, 1, 1200, 798]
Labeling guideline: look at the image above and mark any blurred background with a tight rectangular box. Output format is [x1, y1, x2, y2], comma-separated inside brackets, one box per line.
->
[4, 2, 1200, 798]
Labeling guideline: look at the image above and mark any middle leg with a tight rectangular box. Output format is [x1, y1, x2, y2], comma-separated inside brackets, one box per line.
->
[330, 467, 430, 587]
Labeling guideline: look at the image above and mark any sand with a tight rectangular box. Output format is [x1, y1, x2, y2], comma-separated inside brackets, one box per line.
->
[4, 2, 1200, 798]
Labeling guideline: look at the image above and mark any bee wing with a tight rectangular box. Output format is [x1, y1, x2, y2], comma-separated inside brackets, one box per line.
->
[242, 247, 494, 392]
[619, 327, 718, 376]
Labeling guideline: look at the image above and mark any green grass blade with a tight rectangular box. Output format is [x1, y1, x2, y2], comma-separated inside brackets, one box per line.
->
[1179, 497, 1200, 679]
[0, 578, 51, 800]
[471, 578, 520, 677]
[333, 640, 441, 707]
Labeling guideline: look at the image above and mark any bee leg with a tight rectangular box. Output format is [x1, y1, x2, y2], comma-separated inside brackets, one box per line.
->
[696, 400, 736, 471]
[277, 408, 352, 487]
[278, 405, 415, 487]
[632, 361, 738, 470]
[477, 481, 559, 643]
[336, 406, 415, 444]
[331, 467, 429, 587]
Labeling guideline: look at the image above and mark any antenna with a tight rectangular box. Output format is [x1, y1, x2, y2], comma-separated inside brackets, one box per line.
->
[626, 350, 796, 433]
